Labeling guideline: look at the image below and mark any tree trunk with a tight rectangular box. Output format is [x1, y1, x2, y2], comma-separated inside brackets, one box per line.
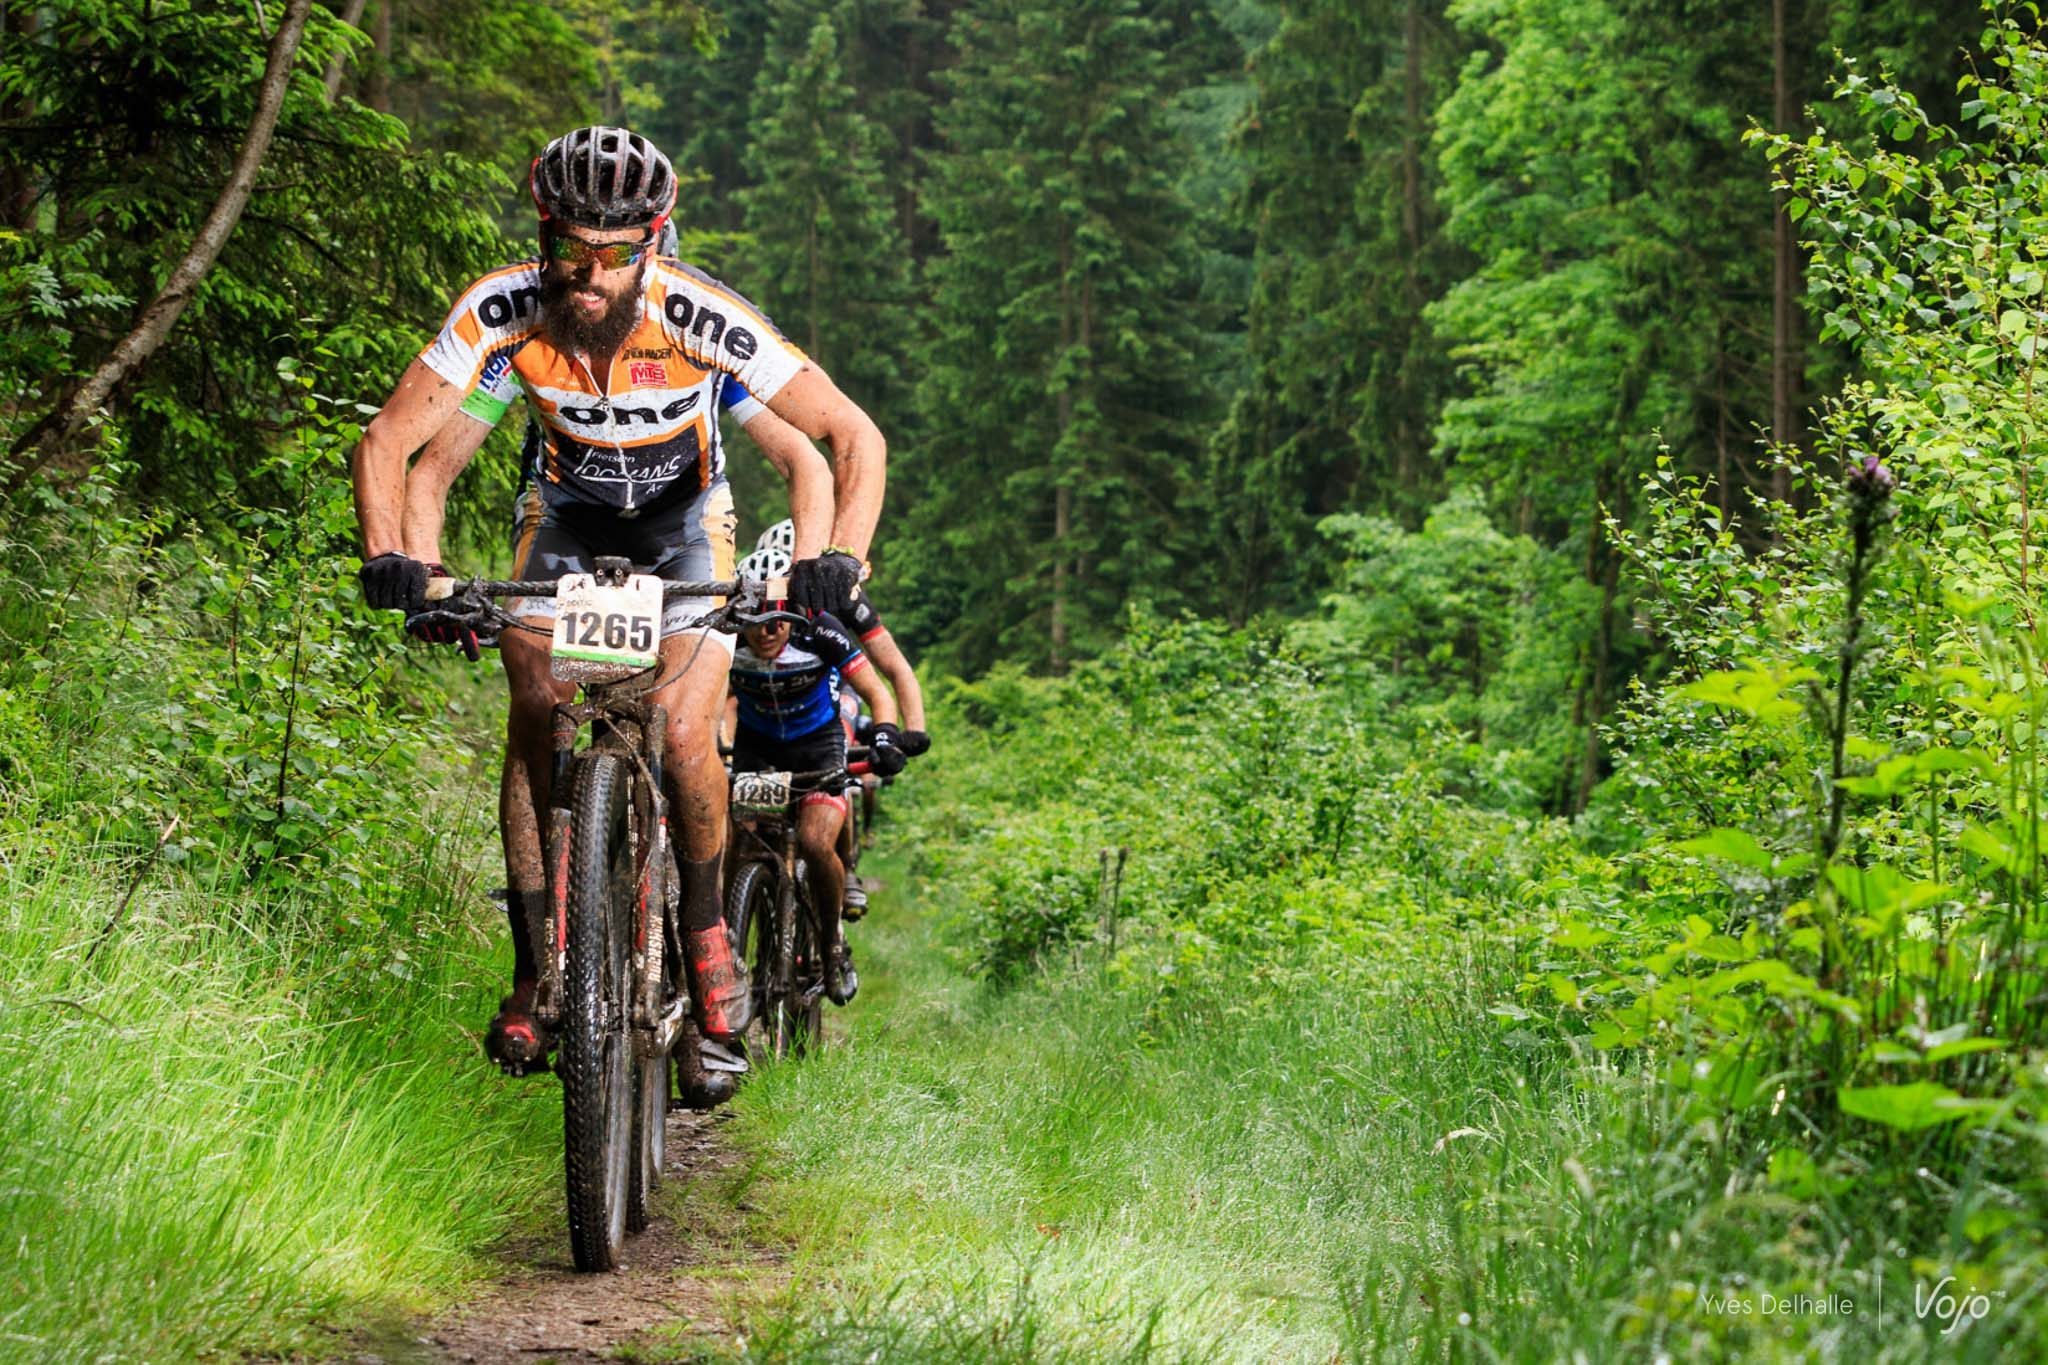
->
[1770, 0, 1801, 517]
[1715, 318, 1732, 526]
[1, 4, 37, 230]
[16, 0, 314, 467]
[806, 217, 821, 357]
[1395, 0, 1426, 501]
[322, 0, 372, 101]
[366, 0, 392, 114]
[1576, 539, 1620, 813]
[1051, 224, 1073, 674]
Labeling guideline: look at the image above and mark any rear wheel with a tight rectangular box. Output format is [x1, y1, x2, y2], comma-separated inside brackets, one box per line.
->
[561, 752, 635, 1272]
[627, 1049, 667, 1232]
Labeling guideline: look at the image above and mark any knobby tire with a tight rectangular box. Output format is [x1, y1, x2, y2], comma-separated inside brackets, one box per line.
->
[562, 751, 634, 1272]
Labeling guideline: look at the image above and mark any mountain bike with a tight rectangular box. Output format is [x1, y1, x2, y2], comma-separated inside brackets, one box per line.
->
[416, 558, 739, 1272]
[723, 748, 869, 1059]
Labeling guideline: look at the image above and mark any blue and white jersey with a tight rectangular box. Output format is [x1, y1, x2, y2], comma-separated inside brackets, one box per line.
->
[730, 613, 867, 741]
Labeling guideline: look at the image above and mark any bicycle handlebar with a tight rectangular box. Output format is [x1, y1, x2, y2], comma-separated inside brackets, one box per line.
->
[423, 577, 739, 601]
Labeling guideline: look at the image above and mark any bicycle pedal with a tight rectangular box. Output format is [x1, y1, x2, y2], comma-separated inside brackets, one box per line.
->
[700, 1039, 750, 1074]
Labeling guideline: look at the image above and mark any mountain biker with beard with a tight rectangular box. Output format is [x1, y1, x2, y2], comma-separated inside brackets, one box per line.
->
[350, 126, 886, 1086]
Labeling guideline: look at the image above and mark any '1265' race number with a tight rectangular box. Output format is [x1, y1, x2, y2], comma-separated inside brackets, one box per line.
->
[550, 573, 662, 682]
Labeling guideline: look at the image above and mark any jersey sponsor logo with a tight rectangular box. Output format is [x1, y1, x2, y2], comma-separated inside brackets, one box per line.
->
[629, 360, 667, 386]
[477, 285, 542, 329]
[478, 349, 514, 390]
[624, 346, 671, 360]
[552, 393, 701, 426]
[663, 293, 761, 362]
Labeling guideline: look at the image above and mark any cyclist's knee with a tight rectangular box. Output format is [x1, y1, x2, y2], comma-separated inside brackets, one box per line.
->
[797, 806, 843, 862]
[799, 833, 841, 871]
[664, 714, 722, 774]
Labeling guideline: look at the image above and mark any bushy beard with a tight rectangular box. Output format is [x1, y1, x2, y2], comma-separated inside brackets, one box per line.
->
[540, 258, 647, 358]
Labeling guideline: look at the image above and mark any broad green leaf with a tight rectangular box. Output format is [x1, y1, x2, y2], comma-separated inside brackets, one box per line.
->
[1926, 1037, 2006, 1064]
[1838, 1082, 1968, 1131]
[1675, 828, 1773, 870]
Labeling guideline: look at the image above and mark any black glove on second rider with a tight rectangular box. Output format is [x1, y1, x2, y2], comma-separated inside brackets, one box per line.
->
[868, 722, 909, 778]
[899, 729, 931, 758]
[788, 551, 863, 619]
[359, 551, 428, 611]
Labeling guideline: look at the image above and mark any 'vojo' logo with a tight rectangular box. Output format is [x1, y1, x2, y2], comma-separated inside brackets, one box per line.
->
[1915, 1276, 1996, 1335]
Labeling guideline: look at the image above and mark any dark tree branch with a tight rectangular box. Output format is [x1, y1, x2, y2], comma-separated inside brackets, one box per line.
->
[10, 0, 316, 480]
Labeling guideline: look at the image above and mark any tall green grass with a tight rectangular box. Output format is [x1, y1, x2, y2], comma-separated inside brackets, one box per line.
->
[718, 852, 2046, 1362]
[0, 809, 557, 1362]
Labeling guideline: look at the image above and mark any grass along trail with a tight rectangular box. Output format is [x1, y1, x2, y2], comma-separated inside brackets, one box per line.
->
[705, 848, 1541, 1362]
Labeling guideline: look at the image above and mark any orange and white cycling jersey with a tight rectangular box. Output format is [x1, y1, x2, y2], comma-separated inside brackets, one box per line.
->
[419, 259, 807, 512]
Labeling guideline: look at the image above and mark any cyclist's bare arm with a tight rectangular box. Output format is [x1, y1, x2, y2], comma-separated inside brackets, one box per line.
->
[861, 626, 926, 731]
[737, 407, 833, 560]
[848, 655, 898, 729]
[403, 411, 493, 564]
[761, 366, 885, 557]
[353, 358, 465, 557]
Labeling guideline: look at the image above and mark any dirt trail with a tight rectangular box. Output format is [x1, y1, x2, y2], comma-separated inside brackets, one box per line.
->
[351, 1108, 780, 1365]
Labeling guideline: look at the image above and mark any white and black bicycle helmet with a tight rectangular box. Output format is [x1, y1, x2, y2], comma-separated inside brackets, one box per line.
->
[529, 126, 678, 232]
[753, 519, 797, 563]
[740, 536, 794, 583]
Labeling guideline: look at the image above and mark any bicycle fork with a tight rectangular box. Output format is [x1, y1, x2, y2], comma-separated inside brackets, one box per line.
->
[538, 697, 688, 1060]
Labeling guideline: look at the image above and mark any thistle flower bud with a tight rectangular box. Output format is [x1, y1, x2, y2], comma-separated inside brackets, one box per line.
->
[1846, 454, 1896, 501]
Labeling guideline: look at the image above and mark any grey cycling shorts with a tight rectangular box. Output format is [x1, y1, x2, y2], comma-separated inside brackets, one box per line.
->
[507, 478, 737, 637]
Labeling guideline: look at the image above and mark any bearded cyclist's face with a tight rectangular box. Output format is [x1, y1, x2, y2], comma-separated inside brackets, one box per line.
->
[539, 225, 649, 356]
[742, 621, 791, 658]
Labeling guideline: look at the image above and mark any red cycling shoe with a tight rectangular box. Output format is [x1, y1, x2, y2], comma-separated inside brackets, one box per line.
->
[484, 982, 552, 1076]
[683, 923, 752, 1041]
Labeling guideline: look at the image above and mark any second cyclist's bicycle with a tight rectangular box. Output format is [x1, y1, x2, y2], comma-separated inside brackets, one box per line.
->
[723, 749, 868, 1059]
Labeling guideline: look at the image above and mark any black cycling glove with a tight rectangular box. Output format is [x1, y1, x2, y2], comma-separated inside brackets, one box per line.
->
[899, 729, 931, 758]
[405, 563, 481, 660]
[868, 722, 908, 778]
[788, 552, 863, 619]
[359, 551, 428, 612]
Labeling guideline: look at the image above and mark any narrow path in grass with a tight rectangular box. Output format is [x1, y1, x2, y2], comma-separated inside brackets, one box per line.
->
[356, 1106, 781, 1364]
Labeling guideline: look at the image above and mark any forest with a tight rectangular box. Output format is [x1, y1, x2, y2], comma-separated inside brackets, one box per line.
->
[3, 0, 2045, 1359]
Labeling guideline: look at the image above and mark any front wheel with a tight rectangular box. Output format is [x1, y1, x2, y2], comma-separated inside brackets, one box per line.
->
[561, 752, 635, 1272]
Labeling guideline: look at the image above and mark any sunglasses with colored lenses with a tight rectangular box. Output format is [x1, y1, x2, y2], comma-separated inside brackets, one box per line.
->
[546, 232, 652, 270]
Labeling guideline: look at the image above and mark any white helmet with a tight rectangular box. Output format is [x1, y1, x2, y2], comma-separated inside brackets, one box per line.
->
[738, 541, 792, 583]
[755, 519, 796, 560]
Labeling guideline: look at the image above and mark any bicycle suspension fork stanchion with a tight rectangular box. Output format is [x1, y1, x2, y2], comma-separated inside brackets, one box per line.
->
[538, 702, 584, 1030]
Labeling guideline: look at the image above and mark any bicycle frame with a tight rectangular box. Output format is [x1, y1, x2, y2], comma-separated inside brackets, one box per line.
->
[425, 560, 742, 1064]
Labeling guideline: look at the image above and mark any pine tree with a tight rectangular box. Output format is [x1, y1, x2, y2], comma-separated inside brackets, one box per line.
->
[737, 4, 912, 419]
[891, 0, 1213, 673]
[1209, 0, 1473, 616]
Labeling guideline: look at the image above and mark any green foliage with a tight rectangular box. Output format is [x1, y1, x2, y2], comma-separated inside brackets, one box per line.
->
[1211, 0, 1472, 608]
[0, 0, 512, 500]
[738, 5, 914, 415]
[0, 441, 470, 906]
[1299, 488, 1591, 810]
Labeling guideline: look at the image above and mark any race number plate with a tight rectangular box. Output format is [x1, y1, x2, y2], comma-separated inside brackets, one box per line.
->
[731, 771, 794, 811]
[550, 573, 662, 683]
